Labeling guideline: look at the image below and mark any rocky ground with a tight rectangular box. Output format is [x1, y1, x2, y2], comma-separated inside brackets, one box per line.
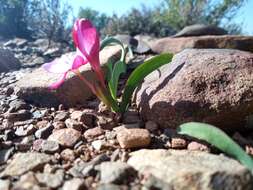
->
[1, 26, 253, 189]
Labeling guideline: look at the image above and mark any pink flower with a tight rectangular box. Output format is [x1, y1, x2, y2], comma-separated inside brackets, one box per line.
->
[43, 19, 105, 89]
[42, 52, 88, 89]
[72, 19, 105, 86]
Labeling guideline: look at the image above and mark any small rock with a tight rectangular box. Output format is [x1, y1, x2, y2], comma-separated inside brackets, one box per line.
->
[9, 99, 30, 112]
[14, 172, 39, 190]
[0, 147, 14, 165]
[60, 149, 76, 162]
[62, 178, 85, 190]
[187, 141, 210, 152]
[1, 152, 51, 177]
[32, 139, 44, 151]
[116, 128, 151, 149]
[15, 124, 36, 137]
[36, 120, 49, 129]
[92, 140, 104, 151]
[171, 138, 187, 149]
[84, 127, 105, 139]
[36, 169, 64, 188]
[122, 110, 141, 124]
[48, 128, 81, 147]
[54, 111, 69, 121]
[53, 121, 66, 130]
[100, 161, 136, 184]
[41, 140, 60, 154]
[5, 110, 31, 122]
[35, 123, 54, 139]
[0, 179, 10, 190]
[65, 118, 85, 132]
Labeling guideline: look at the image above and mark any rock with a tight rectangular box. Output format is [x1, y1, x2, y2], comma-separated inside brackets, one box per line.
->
[60, 148, 76, 162]
[173, 24, 227, 37]
[114, 34, 138, 47]
[84, 127, 105, 139]
[9, 99, 30, 112]
[187, 141, 210, 152]
[54, 111, 69, 121]
[35, 123, 54, 139]
[15, 45, 122, 107]
[136, 49, 253, 130]
[48, 128, 81, 147]
[62, 178, 85, 190]
[171, 138, 187, 149]
[0, 147, 14, 164]
[15, 124, 36, 136]
[100, 161, 136, 184]
[5, 110, 31, 122]
[1, 152, 51, 177]
[91, 140, 105, 151]
[0, 48, 21, 72]
[97, 184, 128, 190]
[65, 118, 85, 132]
[4, 38, 28, 48]
[151, 35, 253, 54]
[116, 128, 151, 149]
[13, 172, 39, 190]
[41, 140, 60, 154]
[35, 169, 64, 188]
[71, 109, 95, 127]
[128, 149, 253, 190]
[0, 179, 10, 190]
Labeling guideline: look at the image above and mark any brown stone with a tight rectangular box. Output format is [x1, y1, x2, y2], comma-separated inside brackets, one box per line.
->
[136, 49, 253, 130]
[15, 45, 122, 107]
[116, 128, 151, 149]
[48, 128, 81, 147]
[84, 127, 105, 139]
[151, 35, 253, 54]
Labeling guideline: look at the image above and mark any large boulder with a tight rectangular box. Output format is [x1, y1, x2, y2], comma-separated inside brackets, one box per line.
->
[151, 35, 253, 54]
[128, 149, 253, 190]
[0, 48, 21, 72]
[136, 49, 253, 130]
[173, 24, 227, 37]
[15, 45, 122, 107]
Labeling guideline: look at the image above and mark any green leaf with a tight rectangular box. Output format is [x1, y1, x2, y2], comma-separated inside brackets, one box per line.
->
[177, 122, 253, 172]
[100, 37, 126, 62]
[108, 60, 126, 99]
[119, 53, 173, 113]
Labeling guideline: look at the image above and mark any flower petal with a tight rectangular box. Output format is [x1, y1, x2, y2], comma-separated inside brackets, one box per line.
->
[72, 55, 88, 70]
[73, 19, 93, 48]
[76, 19, 100, 66]
[49, 73, 67, 90]
[42, 59, 71, 74]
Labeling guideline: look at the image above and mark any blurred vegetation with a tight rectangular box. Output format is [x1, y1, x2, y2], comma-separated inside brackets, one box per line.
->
[0, 0, 248, 40]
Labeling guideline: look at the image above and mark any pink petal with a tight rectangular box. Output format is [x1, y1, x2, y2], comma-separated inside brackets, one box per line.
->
[49, 73, 67, 90]
[76, 20, 100, 66]
[73, 19, 93, 48]
[72, 55, 88, 70]
[42, 59, 71, 74]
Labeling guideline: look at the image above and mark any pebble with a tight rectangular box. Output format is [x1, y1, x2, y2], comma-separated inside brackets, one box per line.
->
[0, 179, 10, 190]
[8, 99, 30, 112]
[48, 128, 81, 147]
[1, 152, 51, 176]
[41, 140, 60, 154]
[54, 111, 69, 121]
[100, 161, 136, 184]
[91, 140, 104, 151]
[116, 128, 151, 149]
[62, 178, 86, 190]
[65, 118, 85, 132]
[60, 148, 76, 162]
[0, 147, 14, 164]
[36, 169, 64, 188]
[35, 123, 54, 139]
[15, 124, 36, 137]
[187, 141, 210, 152]
[171, 137, 187, 149]
[5, 109, 31, 122]
[84, 127, 105, 139]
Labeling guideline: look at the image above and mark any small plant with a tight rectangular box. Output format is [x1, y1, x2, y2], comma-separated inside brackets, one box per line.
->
[177, 122, 253, 172]
[43, 19, 173, 113]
